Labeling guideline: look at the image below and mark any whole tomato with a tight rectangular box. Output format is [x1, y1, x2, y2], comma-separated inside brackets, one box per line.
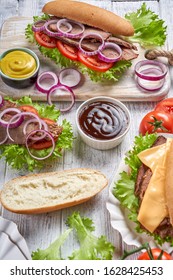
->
[155, 98, 173, 115]
[139, 110, 173, 135]
[138, 248, 172, 260]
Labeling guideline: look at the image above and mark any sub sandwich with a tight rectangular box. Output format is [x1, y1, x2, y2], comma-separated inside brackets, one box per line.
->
[114, 133, 173, 245]
[25, 0, 138, 82]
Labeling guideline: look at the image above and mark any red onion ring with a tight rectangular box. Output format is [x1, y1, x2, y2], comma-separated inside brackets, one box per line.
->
[26, 129, 55, 160]
[0, 95, 4, 108]
[36, 71, 59, 94]
[98, 42, 122, 63]
[32, 20, 46, 32]
[44, 19, 61, 37]
[58, 68, 81, 88]
[136, 68, 165, 91]
[6, 112, 43, 142]
[47, 84, 75, 112]
[135, 60, 168, 81]
[23, 118, 48, 141]
[0, 108, 23, 128]
[79, 33, 104, 56]
[57, 19, 85, 38]
[0, 134, 8, 145]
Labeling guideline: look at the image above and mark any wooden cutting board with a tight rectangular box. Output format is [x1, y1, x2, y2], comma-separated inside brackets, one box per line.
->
[0, 16, 171, 102]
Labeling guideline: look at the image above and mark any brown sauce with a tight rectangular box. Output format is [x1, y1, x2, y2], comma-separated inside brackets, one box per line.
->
[79, 101, 129, 140]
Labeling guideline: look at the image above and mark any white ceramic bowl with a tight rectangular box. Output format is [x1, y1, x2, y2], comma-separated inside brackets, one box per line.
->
[75, 96, 131, 150]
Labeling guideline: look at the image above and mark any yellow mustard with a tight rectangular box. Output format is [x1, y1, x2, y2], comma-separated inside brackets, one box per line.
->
[0, 50, 37, 79]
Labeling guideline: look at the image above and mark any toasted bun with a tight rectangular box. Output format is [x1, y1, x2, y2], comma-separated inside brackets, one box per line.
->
[42, 0, 134, 36]
[165, 140, 173, 226]
[0, 168, 108, 214]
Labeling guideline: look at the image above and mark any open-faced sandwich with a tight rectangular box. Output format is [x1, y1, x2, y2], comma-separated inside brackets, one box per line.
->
[0, 96, 74, 171]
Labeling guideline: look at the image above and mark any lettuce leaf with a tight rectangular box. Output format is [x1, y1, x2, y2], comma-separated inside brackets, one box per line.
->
[125, 3, 167, 48]
[112, 133, 173, 245]
[66, 212, 115, 260]
[0, 97, 74, 171]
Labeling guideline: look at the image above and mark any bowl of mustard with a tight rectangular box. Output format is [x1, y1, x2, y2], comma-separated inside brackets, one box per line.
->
[0, 47, 40, 89]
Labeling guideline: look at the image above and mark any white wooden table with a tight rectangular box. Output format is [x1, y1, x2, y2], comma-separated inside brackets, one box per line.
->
[0, 0, 173, 260]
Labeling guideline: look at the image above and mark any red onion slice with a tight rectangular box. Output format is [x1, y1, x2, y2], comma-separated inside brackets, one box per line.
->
[136, 68, 165, 91]
[0, 108, 23, 128]
[36, 71, 59, 94]
[57, 19, 85, 38]
[44, 19, 62, 37]
[26, 129, 55, 160]
[79, 33, 104, 56]
[23, 118, 48, 141]
[59, 68, 81, 88]
[6, 112, 43, 142]
[32, 20, 46, 32]
[98, 42, 122, 63]
[47, 84, 75, 112]
[0, 134, 8, 145]
[135, 60, 168, 81]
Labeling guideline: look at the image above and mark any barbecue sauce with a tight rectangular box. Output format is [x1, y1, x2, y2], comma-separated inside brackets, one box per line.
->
[79, 101, 128, 140]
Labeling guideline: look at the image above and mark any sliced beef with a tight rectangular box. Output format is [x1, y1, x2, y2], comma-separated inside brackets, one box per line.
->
[154, 217, 173, 238]
[50, 21, 139, 61]
[121, 48, 138, 61]
[107, 36, 137, 50]
[0, 101, 63, 146]
[135, 135, 173, 239]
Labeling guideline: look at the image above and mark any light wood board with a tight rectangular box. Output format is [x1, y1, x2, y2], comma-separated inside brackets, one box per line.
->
[0, 16, 171, 102]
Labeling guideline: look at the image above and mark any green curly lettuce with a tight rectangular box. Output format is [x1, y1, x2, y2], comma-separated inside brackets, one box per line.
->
[0, 97, 74, 171]
[113, 133, 173, 246]
[125, 3, 167, 48]
[66, 211, 115, 260]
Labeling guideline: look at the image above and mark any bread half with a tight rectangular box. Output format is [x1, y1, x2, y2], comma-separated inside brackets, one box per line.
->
[0, 168, 108, 214]
[42, 0, 134, 36]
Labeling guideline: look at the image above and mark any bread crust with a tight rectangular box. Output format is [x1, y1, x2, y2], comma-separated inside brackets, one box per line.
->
[0, 168, 108, 214]
[165, 140, 173, 226]
[42, 0, 134, 36]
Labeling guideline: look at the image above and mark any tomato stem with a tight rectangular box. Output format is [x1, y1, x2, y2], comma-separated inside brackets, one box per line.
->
[148, 116, 168, 132]
[120, 242, 151, 260]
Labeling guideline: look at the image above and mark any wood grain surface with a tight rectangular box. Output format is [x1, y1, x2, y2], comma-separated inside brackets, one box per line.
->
[0, 0, 173, 260]
[0, 15, 170, 102]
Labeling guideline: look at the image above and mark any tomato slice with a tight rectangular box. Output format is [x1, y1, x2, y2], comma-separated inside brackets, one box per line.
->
[138, 248, 172, 260]
[19, 105, 38, 115]
[34, 32, 57, 48]
[155, 98, 173, 115]
[57, 41, 78, 60]
[30, 118, 58, 150]
[78, 51, 114, 72]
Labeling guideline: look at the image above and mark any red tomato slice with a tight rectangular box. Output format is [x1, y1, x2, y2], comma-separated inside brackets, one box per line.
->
[78, 51, 114, 72]
[57, 41, 78, 60]
[155, 98, 173, 115]
[139, 110, 173, 135]
[138, 248, 172, 260]
[34, 32, 57, 48]
[19, 105, 38, 115]
[30, 118, 58, 150]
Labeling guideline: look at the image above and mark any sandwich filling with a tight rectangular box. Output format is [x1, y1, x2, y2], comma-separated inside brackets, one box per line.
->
[135, 136, 173, 239]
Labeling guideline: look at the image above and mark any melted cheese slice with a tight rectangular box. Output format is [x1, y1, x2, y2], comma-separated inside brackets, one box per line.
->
[137, 138, 172, 233]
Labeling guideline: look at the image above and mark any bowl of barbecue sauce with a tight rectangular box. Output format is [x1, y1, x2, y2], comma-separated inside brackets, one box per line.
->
[76, 96, 131, 150]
